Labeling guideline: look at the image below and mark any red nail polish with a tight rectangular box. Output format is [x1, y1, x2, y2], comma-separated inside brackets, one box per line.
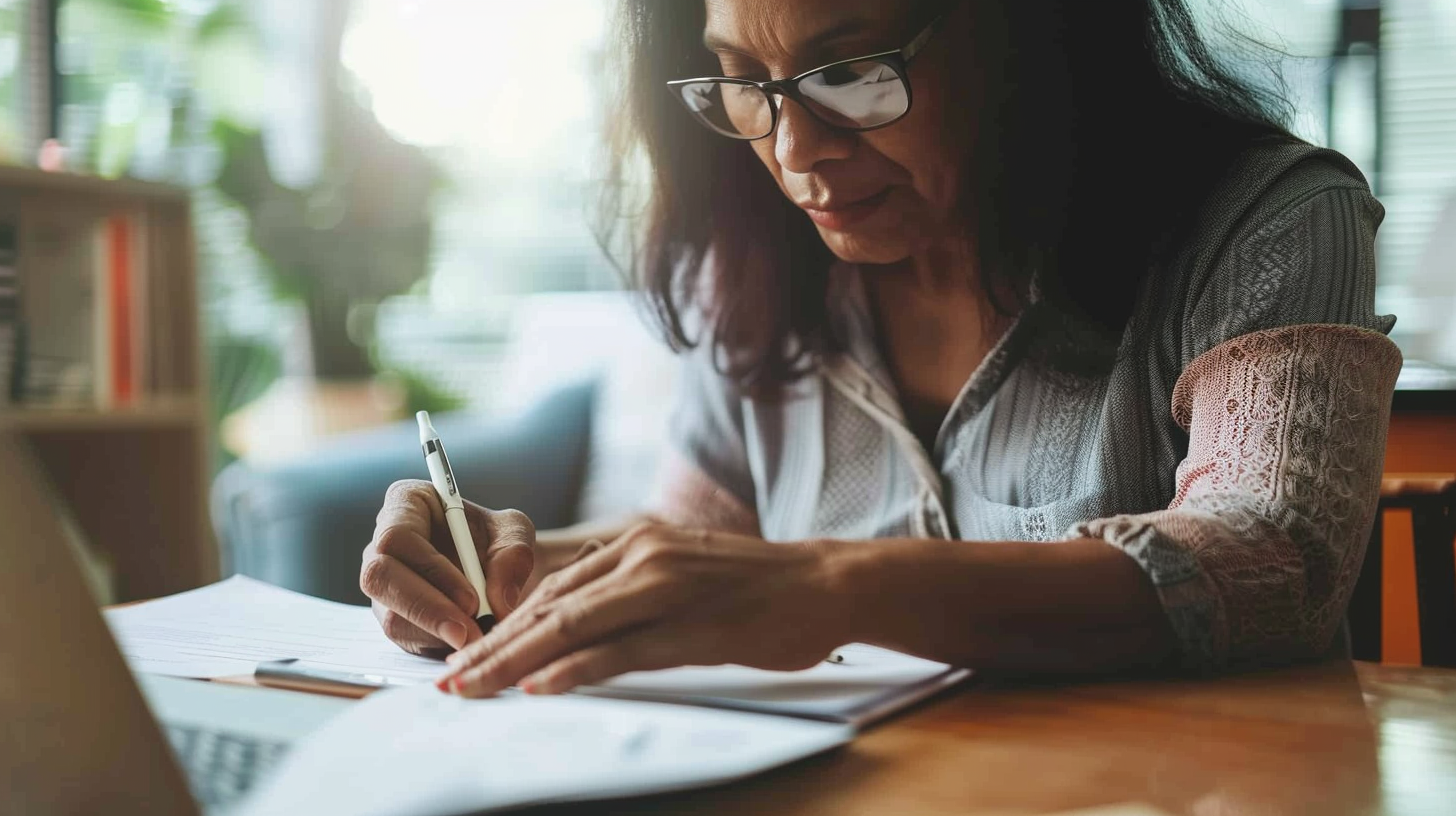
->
[521, 679, 536, 694]
[435, 677, 450, 692]
[449, 677, 463, 695]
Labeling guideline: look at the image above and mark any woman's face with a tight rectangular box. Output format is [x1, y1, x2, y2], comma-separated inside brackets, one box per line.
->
[702, 0, 975, 266]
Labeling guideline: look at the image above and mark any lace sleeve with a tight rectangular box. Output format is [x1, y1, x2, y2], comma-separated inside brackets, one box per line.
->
[1069, 324, 1402, 671]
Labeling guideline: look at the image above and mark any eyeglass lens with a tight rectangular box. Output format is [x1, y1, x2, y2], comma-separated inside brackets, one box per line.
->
[676, 58, 910, 139]
[677, 81, 774, 138]
[797, 61, 908, 129]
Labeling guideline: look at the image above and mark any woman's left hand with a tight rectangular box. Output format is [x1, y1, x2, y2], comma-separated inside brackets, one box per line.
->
[435, 522, 850, 697]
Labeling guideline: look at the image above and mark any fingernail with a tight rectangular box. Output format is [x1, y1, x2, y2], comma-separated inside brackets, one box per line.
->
[441, 621, 468, 650]
[448, 677, 463, 695]
[435, 676, 450, 693]
[504, 585, 520, 610]
[521, 678, 538, 694]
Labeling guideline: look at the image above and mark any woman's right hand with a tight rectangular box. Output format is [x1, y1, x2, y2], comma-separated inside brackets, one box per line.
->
[361, 480, 537, 657]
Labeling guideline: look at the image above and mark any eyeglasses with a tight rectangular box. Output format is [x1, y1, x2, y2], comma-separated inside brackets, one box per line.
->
[667, 9, 952, 141]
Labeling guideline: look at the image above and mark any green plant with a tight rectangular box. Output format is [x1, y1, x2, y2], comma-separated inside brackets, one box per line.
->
[208, 335, 282, 471]
[210, 108, 441, 380]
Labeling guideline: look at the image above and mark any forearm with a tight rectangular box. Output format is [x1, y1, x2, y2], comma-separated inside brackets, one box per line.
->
[821, 536, 1177, 675]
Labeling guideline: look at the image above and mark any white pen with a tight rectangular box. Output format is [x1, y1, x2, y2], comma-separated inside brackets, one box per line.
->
[417, 411, 495, 632]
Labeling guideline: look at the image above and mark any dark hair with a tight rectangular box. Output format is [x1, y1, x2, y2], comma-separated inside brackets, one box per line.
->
[598, 0, 1294, 393]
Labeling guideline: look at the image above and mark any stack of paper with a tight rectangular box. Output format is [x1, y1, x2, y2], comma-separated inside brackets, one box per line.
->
[111, 577, 974, 815]
[107, 577, 971, 727]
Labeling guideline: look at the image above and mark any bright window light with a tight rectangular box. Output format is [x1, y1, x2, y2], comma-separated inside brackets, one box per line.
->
[341, 0, 605, 164]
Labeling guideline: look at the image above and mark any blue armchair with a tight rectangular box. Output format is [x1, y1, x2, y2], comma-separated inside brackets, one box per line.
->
[210, 378, 597, 605]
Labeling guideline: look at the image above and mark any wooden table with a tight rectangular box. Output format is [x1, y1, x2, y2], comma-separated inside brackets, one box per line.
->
[499, 661, 1454, 816]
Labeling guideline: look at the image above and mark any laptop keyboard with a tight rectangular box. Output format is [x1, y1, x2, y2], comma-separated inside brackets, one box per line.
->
[164, 724, 289, 811]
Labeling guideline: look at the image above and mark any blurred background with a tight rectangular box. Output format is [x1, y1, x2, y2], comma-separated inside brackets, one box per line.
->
[0, 0, 1452, 473]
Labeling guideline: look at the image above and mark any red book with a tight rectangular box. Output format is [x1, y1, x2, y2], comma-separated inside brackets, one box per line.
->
[107, 215, 134, 405]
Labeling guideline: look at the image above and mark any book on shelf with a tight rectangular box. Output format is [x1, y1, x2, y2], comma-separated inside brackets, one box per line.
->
[95, 212, 149, 407]
[0, 215, 17, 407]
[14, 206, 150, 411]
[105, 212, 147, 406]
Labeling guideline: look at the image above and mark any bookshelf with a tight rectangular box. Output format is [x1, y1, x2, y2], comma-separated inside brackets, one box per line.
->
[0, 165, 212, 602]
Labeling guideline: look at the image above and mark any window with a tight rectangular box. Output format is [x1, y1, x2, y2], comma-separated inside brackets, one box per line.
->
[344, 0, 618, 410]
[0, 0, 22, 161]
[1218, 0, 1456, 377]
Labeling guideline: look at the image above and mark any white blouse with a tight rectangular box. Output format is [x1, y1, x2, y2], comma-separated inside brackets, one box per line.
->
[655, 139, 1403, 672]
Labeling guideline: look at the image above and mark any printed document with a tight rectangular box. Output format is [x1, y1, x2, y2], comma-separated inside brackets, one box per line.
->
[237, 684, 852, 816]
[105, 575, 444, 681]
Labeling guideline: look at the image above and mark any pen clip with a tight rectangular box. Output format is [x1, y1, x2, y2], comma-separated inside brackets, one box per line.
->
[427, 439, 460, 500]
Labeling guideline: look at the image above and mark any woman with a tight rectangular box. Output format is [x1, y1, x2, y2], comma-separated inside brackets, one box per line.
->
[360, 0, 1402, 696]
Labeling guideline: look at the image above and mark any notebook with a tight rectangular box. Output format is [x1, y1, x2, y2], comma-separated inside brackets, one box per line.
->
[582, 642, 970, 728]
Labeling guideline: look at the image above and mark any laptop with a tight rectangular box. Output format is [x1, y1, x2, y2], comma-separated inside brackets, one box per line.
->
[0, 433, 350, 815]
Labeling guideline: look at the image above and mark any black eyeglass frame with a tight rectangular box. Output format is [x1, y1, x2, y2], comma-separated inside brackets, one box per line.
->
[666, 9, 952, 141]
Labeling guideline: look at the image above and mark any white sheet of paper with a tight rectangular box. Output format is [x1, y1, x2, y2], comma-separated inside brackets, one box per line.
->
[583, 642, 969, 726]
[104, 576, 445, 681]
[237, 684, 853, 816]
